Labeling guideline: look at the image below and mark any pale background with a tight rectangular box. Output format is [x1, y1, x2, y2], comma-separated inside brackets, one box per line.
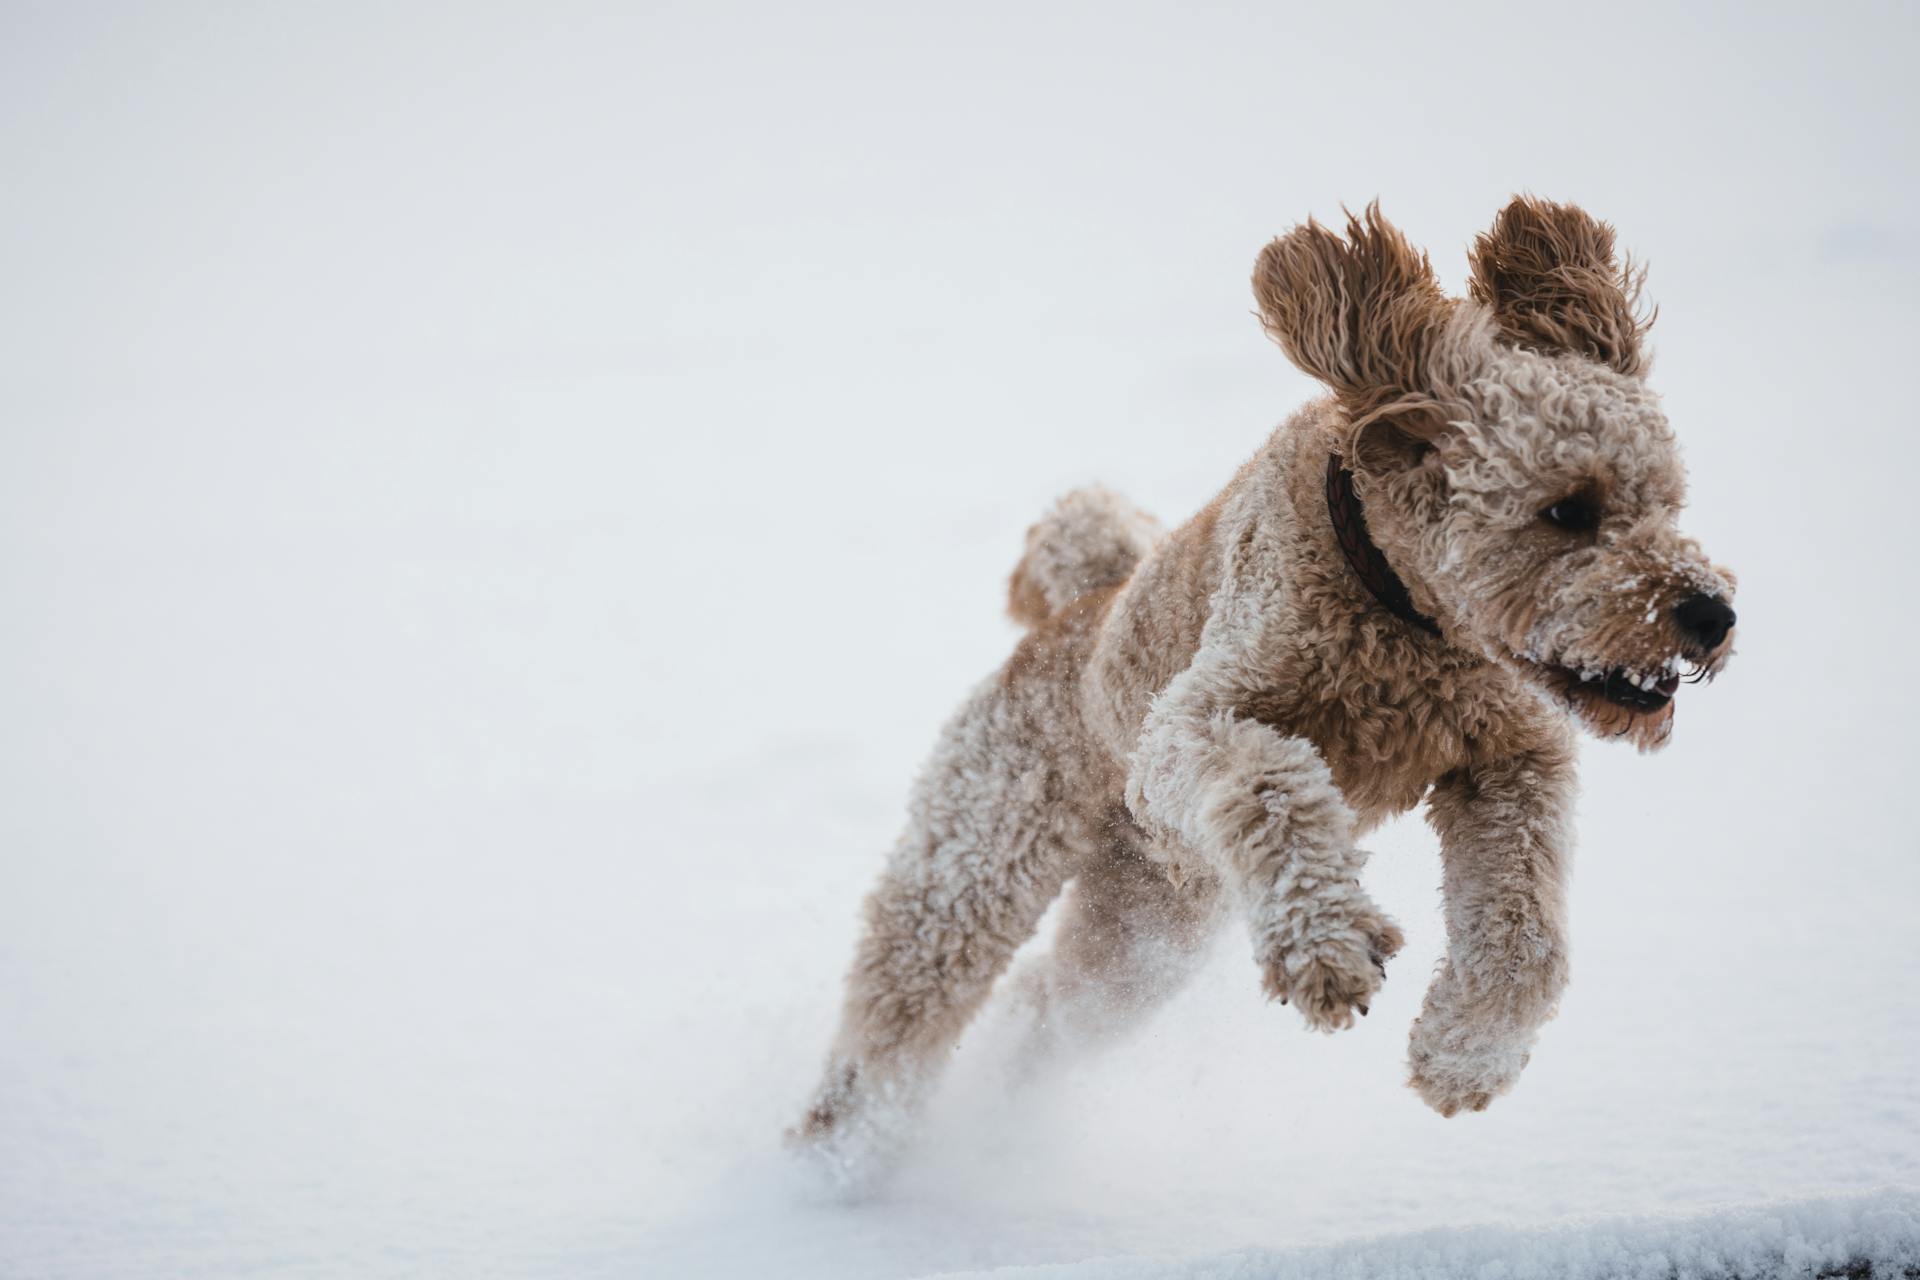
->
[3, 2, 1917, 1276]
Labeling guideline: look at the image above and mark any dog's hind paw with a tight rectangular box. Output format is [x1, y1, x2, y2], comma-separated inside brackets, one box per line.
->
[784, 1059, 920, 1199]
[1258, 904, 1404, 1033]
[784, 1122, 895, 1202]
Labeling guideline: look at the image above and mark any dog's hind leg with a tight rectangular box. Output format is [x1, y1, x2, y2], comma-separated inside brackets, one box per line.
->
[1002, 832, 1223, 1072]
[789, 674, 1093, 1191]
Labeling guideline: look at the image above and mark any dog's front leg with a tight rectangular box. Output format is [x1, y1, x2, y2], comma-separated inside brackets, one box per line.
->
[1409, 737, 1577, 1116]
[1126, 652, 1403, 1031]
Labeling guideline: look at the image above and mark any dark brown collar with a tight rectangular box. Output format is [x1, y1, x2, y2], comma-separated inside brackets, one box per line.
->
[1324, 453, 1441, 637]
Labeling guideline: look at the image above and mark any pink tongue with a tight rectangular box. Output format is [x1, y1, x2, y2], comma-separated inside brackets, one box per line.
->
[1656, 674, 1680, 695]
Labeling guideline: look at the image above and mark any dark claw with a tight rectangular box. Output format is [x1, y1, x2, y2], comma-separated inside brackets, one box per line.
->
[1357, 1003, 1369, 1017]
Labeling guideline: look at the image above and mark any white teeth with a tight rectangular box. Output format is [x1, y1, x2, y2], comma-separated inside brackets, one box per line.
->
[1551, 661, 1677, 693]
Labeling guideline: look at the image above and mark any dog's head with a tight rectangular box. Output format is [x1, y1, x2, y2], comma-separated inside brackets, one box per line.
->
[1253, 198, 1736, 750]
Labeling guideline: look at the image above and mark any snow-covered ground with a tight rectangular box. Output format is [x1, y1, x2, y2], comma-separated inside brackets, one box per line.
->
[4, 3, 1918, 1277]
[932, 1193, 1920, 1280]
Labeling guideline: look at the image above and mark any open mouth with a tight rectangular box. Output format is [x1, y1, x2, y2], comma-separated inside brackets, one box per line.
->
[1554, 665, 1682, 712]
[1513, 643, 1725, 749]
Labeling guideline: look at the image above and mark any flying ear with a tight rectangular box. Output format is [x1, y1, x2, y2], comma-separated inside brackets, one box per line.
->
[1468, 196, 1653, 376]
[1252, 203, 1452, 432]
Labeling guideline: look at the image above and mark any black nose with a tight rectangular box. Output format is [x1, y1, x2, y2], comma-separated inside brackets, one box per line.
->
[1673, 594, 1736, 650]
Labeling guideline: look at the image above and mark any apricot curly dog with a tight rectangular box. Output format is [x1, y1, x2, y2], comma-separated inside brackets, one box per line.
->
[792, 197, 1737, 1187]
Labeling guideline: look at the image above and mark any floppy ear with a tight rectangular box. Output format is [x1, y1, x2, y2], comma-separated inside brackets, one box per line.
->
[1468, 196, 1653, 376]
[1253, 202, 1453, 460]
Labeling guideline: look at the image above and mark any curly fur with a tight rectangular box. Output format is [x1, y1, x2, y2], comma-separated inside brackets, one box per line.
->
[791, 197, 1738, 1186]
[1467, 195, 1654, 377]
[1253, 202, 1455, 432]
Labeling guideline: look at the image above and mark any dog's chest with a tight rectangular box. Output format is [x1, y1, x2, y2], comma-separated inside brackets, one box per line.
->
[1242, 645, 1533, 828]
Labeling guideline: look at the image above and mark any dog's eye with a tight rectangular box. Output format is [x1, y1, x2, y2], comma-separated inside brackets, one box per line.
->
[1541, 497, 1600, 531]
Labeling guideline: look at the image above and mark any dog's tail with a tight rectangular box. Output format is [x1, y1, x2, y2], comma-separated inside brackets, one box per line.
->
[1006, 486, 1163, 628]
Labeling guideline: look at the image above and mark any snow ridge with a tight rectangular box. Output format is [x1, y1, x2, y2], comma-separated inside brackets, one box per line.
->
[925, 1190, 1920, 1280]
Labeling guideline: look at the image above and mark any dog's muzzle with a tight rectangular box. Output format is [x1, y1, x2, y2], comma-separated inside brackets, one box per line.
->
[1674, 594, 1736, 652]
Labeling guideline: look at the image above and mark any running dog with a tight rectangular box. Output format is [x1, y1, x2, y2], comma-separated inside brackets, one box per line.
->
[792, 197, 1737, 1186]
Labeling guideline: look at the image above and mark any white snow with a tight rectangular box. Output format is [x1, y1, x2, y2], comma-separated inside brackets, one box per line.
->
[928, 1191, 1920, 1279]
[4, 3, 1918, 1278]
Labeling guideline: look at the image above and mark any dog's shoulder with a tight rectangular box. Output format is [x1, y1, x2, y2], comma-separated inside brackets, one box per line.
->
[1242, 627, 1555, 824]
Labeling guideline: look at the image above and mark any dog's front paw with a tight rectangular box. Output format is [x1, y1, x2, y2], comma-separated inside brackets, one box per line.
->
[1407, 1027, 1528, 1118]
[1258, 902, 1404, 1033]
[1406, 944, 1567, 1115]
[1405, 974, 1535, 1116]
